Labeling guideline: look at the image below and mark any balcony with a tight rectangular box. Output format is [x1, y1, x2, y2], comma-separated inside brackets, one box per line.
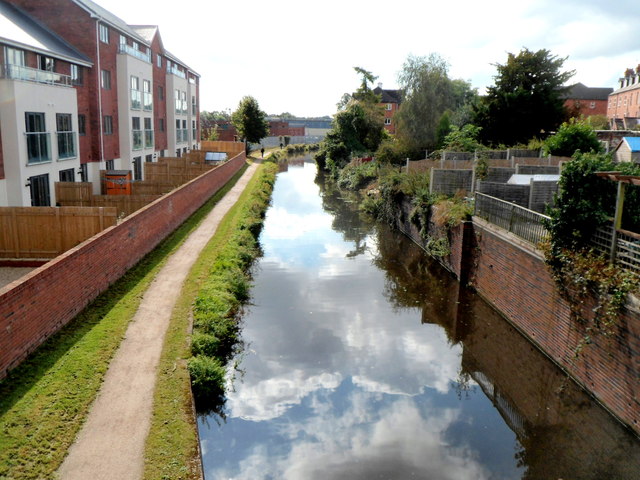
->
[176, 128, 188, 143]
[144, 129, 154, 148]
[167, 65, 186, 79]
[118, 44, 151, 63]
[57, 131, 77, 159]
[2, 64, 72, 87]
[133, 129, 142, 150]
[131, 90, 141, 110]
[25, 132, 51, 164]
[143, 92, 153, 111]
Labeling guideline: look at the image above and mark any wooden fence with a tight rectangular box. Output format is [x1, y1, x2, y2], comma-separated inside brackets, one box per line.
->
[0, 206, 117, 259]
[200, 140, 245, 154]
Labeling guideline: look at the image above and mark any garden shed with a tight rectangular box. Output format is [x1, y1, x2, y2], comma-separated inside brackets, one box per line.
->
[613, 137, 640, 163]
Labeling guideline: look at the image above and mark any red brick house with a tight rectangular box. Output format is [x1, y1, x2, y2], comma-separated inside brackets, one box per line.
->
[373, 86, 402, 134]
[1, 0, 201, 206]
[608, 66, 640, 130]
[562, 82, 612, 118]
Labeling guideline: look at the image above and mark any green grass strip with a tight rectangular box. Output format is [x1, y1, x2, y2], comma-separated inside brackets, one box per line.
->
[143, 162, 277, 480]
[0, 164, 248, 480]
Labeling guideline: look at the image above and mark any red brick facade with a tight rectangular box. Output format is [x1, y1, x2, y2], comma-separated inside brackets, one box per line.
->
[151, 33, 168, 154]
[0, 151, 246, 379]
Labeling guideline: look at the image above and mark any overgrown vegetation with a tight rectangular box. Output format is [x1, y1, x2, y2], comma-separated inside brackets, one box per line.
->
[0, 165, 250, 480]
[187, 163, 277, 406]
[544, 152, 640, 351]
[543, 120, 603, 157]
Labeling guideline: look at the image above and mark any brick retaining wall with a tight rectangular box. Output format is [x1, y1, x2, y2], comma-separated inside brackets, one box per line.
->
[0, 153, 246, 379]
[393, 198, 640, 434]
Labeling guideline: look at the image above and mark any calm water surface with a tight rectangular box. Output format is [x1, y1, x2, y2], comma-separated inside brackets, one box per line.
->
[198, 156, 640, 480]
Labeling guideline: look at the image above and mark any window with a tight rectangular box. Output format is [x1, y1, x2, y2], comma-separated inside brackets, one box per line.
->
[175, 89, 181, 113]
[156, 54, 162, 68]
[119, 34, 126, 46]
[386, 103, 392, 111]
[181, 91, 187, 114]
[192, 120, 196, 142]
[132, 117, 142, 150]
[384, 118, 391, 125]
[132, 156, 142, 180]
[79, 163, 88, 182]
[143, 80, 152, 111]
[132, 41, 139, 51]
[176, 119, 181, 142]
[70, 64, 83, 85]
[192, 96, 196, 115]
[78, 114, 86, 135]
[101, 69, 111, 89]
[6, 47, 25, 66]
[145, 154, 153, 163]
[144, 117, 153, 148]
[159, 118, 165, 132]
[590, 101, 596, 109]
[25, 112, 50, 164]
[158, 85, 164, 100]
[131, 76, 141, 109]
[56, 113, 76, 159]
[99, 24, 109, 44]
[38, 55, 55, 72]
[59, 168, 75, 182]
[103, 115, 113, 135]
[106, 159, 114, 170]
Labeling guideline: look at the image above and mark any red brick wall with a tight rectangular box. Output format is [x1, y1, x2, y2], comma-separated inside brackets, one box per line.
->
[565, 99, 608, 117]
[151, 34, 168, 152]
[0, 152, 246, 379]
[467, 221, 640, 434]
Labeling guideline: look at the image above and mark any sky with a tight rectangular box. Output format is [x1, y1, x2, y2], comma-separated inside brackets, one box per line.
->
[98, 0, 640, 118]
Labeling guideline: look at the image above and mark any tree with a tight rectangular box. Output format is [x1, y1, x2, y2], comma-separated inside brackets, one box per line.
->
[231, 96, 269, 147]
[394, 54, 454, 152]
[474, 48, 574, 146]
[337, 67, 382, 110]
[543, 120, 603, 157]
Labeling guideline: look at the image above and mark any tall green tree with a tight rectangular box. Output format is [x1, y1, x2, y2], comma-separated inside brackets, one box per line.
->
[394, 54, 454, 152]
[337, 67, 382, 110]
[474, 48, 574, 146]
[231, 96, 269, 146]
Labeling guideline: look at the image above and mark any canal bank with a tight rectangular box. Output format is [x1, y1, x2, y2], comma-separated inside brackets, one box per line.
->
[391, 195, 640, 437]
[197, 156, 639, 479]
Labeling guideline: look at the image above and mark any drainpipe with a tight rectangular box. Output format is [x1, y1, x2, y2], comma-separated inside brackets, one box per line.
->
[96, 21, 105, 167]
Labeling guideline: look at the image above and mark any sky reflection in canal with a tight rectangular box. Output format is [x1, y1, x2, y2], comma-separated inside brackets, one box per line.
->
[198, 158, 640, 480]
[199, 159, 520, 480]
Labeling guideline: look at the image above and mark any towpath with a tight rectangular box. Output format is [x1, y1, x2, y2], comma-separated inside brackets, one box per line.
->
[57, 160, 260, 480]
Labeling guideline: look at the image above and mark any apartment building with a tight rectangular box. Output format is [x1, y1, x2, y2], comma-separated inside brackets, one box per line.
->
[373, 86, 402, 135]
[0, 0, 200, 206]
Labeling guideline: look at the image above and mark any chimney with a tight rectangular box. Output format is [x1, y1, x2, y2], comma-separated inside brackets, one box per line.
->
[377, 82, 383, 89]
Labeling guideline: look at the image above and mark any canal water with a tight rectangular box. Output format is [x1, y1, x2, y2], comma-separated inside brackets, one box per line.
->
[197, 156, 640, 480]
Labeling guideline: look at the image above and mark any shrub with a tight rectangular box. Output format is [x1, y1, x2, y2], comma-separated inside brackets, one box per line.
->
[543, 120, 603, 157]
[187, 356, 226, 398]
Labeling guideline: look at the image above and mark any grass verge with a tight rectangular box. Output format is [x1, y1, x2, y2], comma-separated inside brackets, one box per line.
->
[0, 164, 249, 480]
[143, 162, 278, 480]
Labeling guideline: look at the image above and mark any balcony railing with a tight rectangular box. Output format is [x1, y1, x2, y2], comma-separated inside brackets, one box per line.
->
[118, 44, 151, 63]
[143, 92, 153, 111]
[144, 129, 154, 148]
[176, 129, 189, 143]
[131, 90, 141, 110]
[2, 64, 72, 87]
[57, 131, 77, 159]
[133, 130, 142, 150]
[167, 65, 186, 79]
[25, 132, 51, 164]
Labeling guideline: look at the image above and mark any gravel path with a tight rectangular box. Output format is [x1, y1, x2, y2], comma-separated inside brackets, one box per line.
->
[57, 162, 259, 480]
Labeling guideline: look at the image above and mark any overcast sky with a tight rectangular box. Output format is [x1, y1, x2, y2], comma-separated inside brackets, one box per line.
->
[99, 0, 640, 117]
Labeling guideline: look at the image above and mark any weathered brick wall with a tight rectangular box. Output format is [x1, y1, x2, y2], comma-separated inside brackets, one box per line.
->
[468, 220, 640, 434]
[0, 153, 246, 378]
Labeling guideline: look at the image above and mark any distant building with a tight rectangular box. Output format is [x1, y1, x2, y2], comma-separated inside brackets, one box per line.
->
[562, 82, 612, 118]
[607, 66, 640, 130]
[0, 0, 200, 206]
[373, 86, 402, 134]
[613, 137, 640, 163]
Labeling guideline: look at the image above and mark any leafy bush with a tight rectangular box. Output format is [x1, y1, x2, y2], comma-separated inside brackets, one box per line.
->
[543, 120, 603, 157]
[187, 356, 226, 398]
[337, 162, 378, 190]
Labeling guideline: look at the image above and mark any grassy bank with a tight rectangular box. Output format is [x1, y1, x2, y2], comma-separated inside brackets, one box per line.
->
[0, 164, 249, 480]
[144, 161, 278, 480]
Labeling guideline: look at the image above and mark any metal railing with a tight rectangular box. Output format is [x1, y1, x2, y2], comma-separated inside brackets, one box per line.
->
[133, 130, 142, 150]
[2, 64, 72, 87]
[144, 129, 154, 148]
[167, 65, 186, 79]
[474, 192, 550, 246]
[131, 90, 141, 110]
[118, 44, 151, 63]
[143, 92, 153, 111]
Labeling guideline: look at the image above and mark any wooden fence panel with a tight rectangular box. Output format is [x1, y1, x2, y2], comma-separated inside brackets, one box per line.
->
[0, 207, 116, 259]
[55, 182, 93, 206]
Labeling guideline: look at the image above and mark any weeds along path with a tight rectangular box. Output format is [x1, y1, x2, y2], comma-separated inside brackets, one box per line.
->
[57, 161, 260, 480]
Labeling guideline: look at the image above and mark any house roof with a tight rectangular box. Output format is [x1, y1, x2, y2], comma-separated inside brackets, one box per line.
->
[72, 0, 149, 45]
[0, 0, 92, 66]
[373, 86, 402, 104]
[562, 82, 613, 101]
